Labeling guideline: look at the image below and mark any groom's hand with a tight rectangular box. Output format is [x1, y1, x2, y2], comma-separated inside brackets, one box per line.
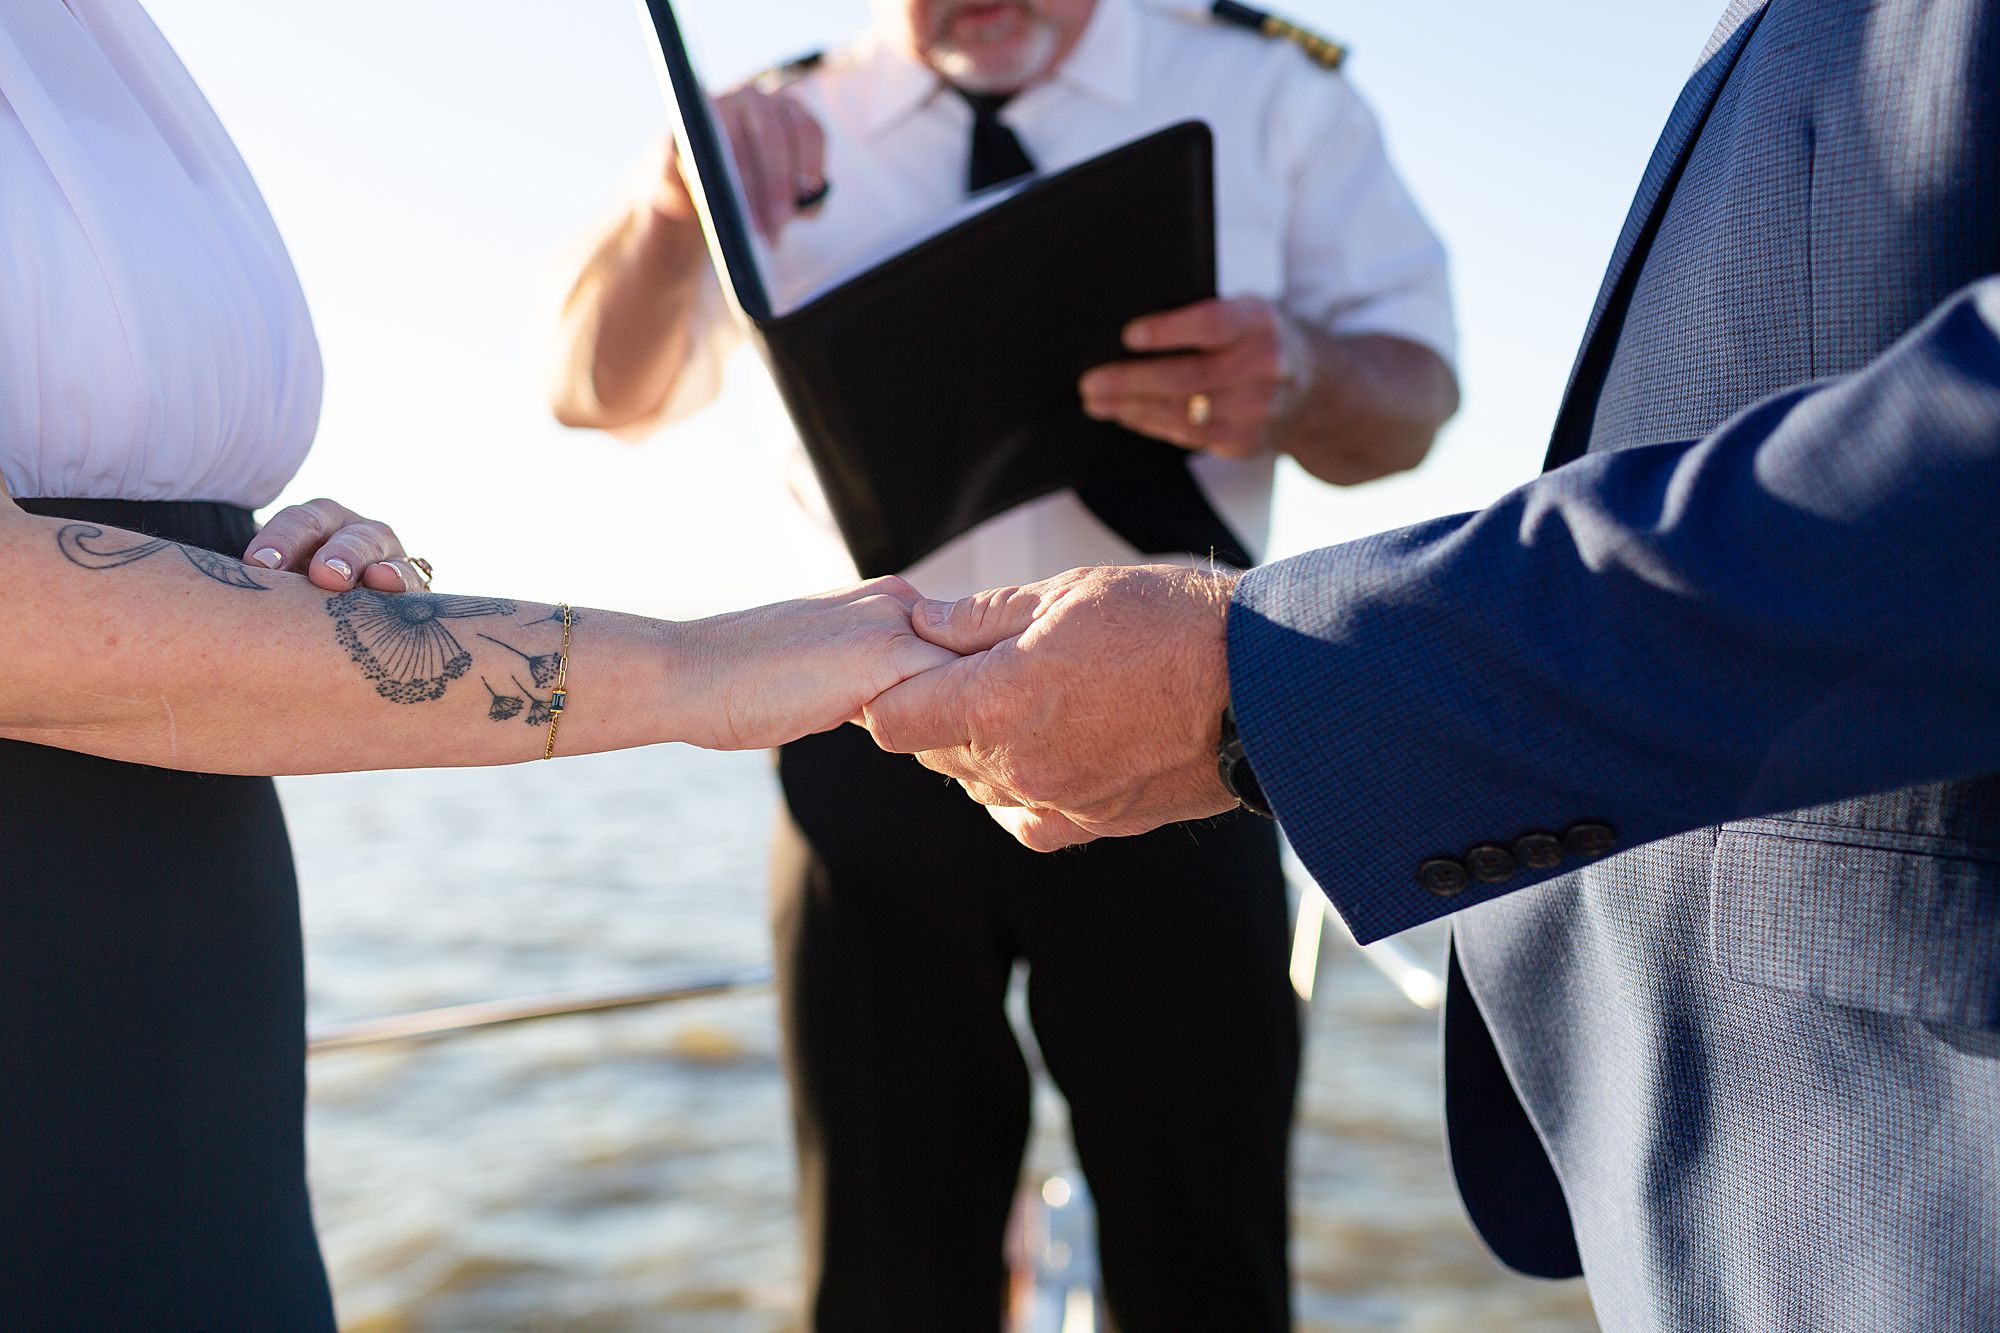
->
[861, 564, 1243, 850]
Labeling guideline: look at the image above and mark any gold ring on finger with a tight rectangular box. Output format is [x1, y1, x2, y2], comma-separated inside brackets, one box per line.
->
[1186, 392, 1213, 428]
[407, 556, 435, 589]
[793, 174, 830, 210]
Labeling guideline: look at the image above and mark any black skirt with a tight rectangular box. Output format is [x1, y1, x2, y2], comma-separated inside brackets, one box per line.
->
[0, 499, 335, 1331]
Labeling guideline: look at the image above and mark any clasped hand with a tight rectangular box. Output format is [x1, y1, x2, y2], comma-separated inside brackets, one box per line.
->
[709, 565, 1245, 847]
[235, 499, 1242, 827]
[855, 564, 1247, 850]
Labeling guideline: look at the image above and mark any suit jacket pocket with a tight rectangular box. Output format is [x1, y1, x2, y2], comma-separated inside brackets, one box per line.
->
[1710, 819, 2000, 1029]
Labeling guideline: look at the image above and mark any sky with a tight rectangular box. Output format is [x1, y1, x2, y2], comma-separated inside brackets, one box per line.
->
[140, 0, 1730, 619]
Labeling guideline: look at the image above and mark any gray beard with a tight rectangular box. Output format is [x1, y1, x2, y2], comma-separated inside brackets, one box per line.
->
[930, 20, 1060, 94]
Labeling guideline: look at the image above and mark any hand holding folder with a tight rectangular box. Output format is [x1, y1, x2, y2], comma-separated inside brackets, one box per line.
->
[639, 0, 1250, 576]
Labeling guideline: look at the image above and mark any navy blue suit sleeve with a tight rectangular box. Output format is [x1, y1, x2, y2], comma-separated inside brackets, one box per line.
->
[1228, 277, 2000, 944]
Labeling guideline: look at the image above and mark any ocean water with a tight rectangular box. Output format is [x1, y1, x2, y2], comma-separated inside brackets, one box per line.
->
[283, 746, 1598, 1332]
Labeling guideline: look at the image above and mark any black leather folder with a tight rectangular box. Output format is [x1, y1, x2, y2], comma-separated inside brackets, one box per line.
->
[642, 1, 1236, 577]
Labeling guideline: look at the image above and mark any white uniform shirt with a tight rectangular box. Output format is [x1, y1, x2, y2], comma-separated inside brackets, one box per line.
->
[0, 0, 321, 507]
[651, 0, 1454, 599]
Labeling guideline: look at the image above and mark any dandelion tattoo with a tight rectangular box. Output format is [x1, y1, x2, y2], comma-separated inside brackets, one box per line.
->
[519, 679, 557, 728]
[476, 633, 563, 688]
[477, 675, 558, 729]
[481, 677, 526, 722]
[327, 590, 518, 704]
[57, 524, 268, 590]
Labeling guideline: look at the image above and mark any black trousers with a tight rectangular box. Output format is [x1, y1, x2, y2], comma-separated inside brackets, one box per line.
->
[0, 500, 334, 1332]
[774, 725, 1298, 1332]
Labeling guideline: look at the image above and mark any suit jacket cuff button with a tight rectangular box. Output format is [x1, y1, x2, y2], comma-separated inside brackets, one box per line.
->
[1419, 858, 1471, 897]
[1564, 822, 1619, 859]
[1466, 844, 1518, 883]
[1514, 832, 1565, 870]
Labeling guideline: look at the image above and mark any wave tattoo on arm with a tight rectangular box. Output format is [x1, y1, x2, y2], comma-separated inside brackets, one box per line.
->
[326, 590, 519, 704]
[57, 524, 269, 590]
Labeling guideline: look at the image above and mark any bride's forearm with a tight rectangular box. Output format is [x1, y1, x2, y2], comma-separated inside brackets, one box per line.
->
[0, 505, 699, 773]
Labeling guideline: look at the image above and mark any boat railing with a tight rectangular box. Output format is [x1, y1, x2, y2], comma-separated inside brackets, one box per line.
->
[306, 864, 1440, 1057]
[307, 964, 775, 1054]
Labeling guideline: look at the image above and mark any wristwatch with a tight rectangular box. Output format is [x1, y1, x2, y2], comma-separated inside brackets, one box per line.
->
[1216, 703, 1274, 819]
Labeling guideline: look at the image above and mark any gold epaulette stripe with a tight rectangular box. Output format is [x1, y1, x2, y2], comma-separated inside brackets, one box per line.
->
[1208, 0, 1349, 70]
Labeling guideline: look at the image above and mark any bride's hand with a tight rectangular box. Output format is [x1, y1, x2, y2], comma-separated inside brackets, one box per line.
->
[674, 576, 961, 750]
[243, 497, 430, 592]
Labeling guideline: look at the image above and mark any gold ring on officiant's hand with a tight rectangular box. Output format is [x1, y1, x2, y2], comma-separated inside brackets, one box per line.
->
[407, 556, 435, 589]
[1186, 393, 1213, 428]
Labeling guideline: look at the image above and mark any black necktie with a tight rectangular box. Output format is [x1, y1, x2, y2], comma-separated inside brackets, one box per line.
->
[960, 91, 1037, 193]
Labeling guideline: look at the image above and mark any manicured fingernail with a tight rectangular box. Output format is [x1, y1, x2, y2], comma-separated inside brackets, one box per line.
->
[324, 558, 353, 581]
[1124, 323, 1153, 349]
[250, 548, 283, 569]
[921, 600, 953, 627]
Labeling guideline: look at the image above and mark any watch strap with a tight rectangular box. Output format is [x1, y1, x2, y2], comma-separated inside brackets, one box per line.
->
[1217, 703, 1274, 819]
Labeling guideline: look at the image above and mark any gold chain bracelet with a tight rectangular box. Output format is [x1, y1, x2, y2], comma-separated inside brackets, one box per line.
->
[541, 603, 573, 760]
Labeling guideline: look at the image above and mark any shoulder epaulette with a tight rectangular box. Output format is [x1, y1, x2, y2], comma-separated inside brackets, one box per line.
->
[1208, 1, 1348, 70]
[754, 50, 826, 90]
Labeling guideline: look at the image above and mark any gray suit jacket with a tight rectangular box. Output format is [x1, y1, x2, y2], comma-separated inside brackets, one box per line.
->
[1226, 2, 2000, 1328]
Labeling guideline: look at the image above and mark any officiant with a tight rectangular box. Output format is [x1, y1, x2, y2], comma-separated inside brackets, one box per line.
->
[550, 1, 1456, 1326]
